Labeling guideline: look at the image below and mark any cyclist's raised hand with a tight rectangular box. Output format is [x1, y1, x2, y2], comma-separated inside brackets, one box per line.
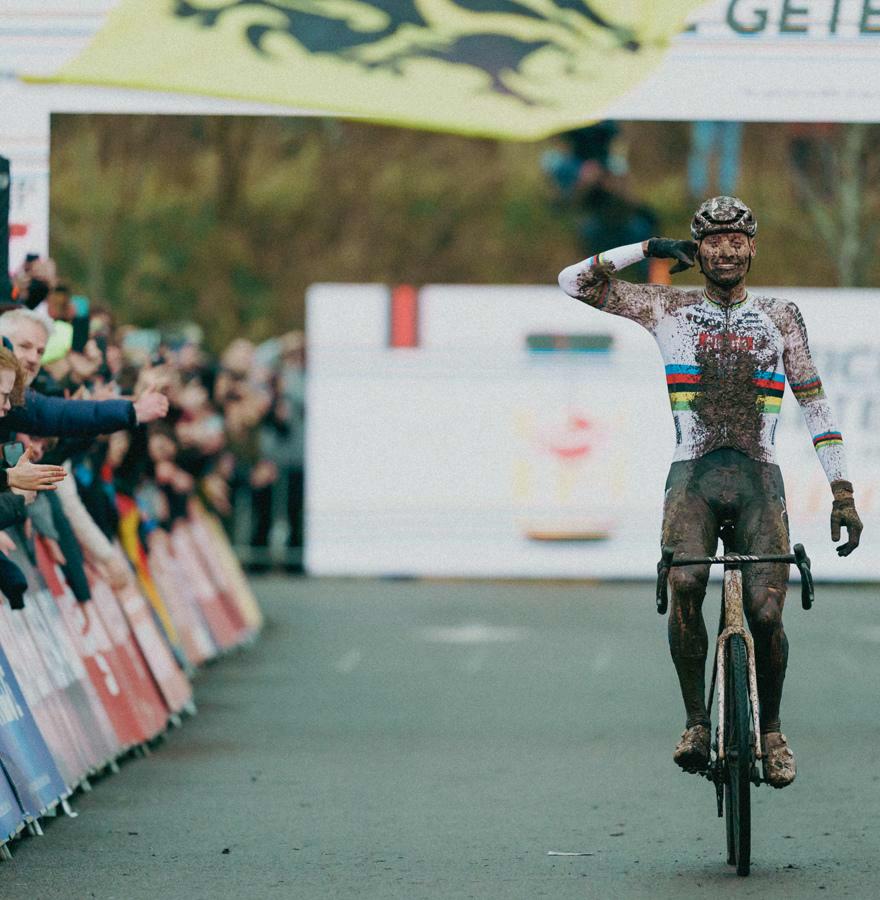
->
[646, 238, 699, 274]
[831, 480, 862, 556]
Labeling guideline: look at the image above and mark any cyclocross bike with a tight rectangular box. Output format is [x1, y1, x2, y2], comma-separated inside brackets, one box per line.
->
[655, 524, 814, 877]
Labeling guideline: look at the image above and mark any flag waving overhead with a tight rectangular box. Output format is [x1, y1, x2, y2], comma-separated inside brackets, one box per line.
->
[41, 0, 703, 140]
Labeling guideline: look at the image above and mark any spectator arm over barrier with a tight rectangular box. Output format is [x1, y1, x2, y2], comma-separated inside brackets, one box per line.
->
[1, 391, 135, 438]
[55, 465, 115, 561]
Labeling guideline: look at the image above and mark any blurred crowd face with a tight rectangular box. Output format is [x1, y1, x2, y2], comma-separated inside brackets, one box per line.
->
[148, 431, 176, 464]
[106, 431, 130, 468]
[47, 286, 72, 320]
[0, 368, 15, 416]
[8, 319, 49, 386]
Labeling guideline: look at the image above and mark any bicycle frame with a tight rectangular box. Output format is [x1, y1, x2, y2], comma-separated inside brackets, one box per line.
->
[655, 543, 814, 762]
[715, 567, 762, 762]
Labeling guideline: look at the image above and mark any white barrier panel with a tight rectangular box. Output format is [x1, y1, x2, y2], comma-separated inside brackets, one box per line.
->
[306, 284, 878, 580]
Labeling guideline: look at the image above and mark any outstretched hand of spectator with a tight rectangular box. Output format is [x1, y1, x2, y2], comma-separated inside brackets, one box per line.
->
[7, 447, 67, 493]
[133, 385, 170, 424]
[100, 555, 132, 591]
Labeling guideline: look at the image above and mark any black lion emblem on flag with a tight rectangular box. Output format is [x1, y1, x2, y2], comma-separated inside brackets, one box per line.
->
[174, 0, 640, 106]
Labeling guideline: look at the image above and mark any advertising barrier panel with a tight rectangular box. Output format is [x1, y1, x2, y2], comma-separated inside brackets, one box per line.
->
[307, 283, 879, 580]
[0, 772, 24, 845]
[0, 639, 67, 817]
[111, 552, 193, 716]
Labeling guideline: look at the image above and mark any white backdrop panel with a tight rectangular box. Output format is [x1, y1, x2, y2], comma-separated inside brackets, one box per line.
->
[306, 284, 879, 580]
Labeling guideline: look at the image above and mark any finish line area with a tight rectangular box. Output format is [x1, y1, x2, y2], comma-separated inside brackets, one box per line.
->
[5, 576, 877, 899]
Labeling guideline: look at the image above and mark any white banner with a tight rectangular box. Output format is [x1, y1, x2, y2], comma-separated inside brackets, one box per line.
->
[306, 283, 878, 580]
[607, 0, 880, 122]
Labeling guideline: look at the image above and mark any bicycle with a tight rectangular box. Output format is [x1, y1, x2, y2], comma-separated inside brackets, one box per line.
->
[655, 524, 814, 877]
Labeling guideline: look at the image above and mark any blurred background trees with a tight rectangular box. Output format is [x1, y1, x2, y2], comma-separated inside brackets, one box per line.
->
[49, 115, 880, 353]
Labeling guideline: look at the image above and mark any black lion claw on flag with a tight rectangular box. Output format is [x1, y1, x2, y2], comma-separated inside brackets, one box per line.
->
[174, 0, 641, 107]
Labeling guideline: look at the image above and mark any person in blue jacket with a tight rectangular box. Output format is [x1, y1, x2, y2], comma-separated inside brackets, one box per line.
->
[0, 308, 168, 438]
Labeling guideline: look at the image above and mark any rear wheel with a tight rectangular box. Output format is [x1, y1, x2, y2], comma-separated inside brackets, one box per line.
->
[723, 634, 753, 876]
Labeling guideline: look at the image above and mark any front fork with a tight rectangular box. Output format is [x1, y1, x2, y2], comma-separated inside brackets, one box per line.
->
[714, 569, 762, 763]
[706, 569, 764, 811]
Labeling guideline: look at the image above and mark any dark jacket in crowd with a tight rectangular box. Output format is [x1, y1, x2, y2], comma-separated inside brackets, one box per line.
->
[0, 492, 27, 531]
[0, 494, 29, 609]
[0, 391, 135, 440]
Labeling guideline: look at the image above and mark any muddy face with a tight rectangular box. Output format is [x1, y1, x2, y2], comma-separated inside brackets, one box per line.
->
[698, 232, 755, 290]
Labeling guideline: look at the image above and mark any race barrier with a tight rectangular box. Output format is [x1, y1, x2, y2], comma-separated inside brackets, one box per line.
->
[0, 498, 261, 857]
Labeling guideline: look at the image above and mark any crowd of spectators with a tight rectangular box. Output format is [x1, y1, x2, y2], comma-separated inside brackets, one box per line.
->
[0, 250, 286, 847]
[6, 253, 306, 583]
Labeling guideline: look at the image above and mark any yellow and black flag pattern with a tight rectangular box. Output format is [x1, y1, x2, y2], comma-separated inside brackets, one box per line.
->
[44, 0, 703, 139]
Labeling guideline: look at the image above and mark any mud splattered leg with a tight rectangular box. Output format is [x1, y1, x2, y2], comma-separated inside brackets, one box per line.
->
[744, 577, 789, 733]
[661, 466, 717, 728]
[668, 566, 711, 727]
[738, 467, 791, 734]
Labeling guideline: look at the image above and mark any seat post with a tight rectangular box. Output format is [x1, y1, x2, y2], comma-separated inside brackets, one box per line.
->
[719, 521, 736, 557]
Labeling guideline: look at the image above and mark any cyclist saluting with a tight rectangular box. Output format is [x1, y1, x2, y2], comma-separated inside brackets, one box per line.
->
[558, 196, 862, 788]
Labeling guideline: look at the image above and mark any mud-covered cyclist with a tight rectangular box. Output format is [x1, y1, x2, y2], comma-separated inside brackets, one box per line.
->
[557, 197, 863, 788]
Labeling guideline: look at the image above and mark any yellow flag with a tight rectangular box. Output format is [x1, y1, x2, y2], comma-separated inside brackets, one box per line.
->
[39, 0, 702, 140]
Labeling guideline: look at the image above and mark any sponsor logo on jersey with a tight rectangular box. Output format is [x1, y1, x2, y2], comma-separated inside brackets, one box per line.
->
[698, 331, 754, 352]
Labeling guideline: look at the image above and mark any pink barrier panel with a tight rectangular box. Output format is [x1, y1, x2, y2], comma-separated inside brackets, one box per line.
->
[9, 543, 120, 775]
[196, 508, 264, 633]
[29, 589, 119, 772]
[35, 538, 147, 753]
[147, 530, 216, 667]
[87, 571, 169, 740]
[169, 521, 242, 651]
[108, 546, 192, 716]
[183, 511, 255, 640]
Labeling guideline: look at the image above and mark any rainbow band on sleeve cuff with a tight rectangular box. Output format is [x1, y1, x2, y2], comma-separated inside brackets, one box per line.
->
[791, 376, 824, 399]
[813, 431, 843, 450]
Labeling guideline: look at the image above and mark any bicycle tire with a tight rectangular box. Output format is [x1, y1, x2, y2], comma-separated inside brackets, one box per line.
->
[723, 634, 753, 876]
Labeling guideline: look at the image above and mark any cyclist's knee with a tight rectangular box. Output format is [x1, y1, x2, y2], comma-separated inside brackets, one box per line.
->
[669, 566, 709, 605]
[747, 587, 785, 634]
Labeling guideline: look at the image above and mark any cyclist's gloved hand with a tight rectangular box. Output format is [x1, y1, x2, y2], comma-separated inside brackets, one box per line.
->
[646, 238, 699, 274]
[831, 479, 862, 556]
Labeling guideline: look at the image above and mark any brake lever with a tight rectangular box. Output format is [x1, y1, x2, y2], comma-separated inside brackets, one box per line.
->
[656, 546, 673, 615]
[793, 543, 814, 610]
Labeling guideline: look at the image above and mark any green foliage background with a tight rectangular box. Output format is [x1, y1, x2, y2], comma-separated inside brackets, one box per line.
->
[49, 116, 880, 352]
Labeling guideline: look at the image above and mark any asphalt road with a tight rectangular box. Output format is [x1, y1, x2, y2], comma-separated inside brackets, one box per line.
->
[4, 576, 880, 899]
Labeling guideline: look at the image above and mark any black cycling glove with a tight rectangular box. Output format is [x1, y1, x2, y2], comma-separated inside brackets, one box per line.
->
[830, 479, 862, 557]
[646, 238, 699, 274]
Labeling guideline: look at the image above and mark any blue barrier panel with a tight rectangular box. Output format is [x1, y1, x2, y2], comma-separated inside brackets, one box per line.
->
[0, 644, 67, 818]
[0, 768, 24, 845]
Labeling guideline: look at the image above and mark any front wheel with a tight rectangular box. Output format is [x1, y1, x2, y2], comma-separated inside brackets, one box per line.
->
[723, 634, 753, 876]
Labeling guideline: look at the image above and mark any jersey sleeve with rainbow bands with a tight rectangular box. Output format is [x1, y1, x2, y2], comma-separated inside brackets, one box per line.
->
[777, 301, 848, 484]
[557, 244, 670, 333]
